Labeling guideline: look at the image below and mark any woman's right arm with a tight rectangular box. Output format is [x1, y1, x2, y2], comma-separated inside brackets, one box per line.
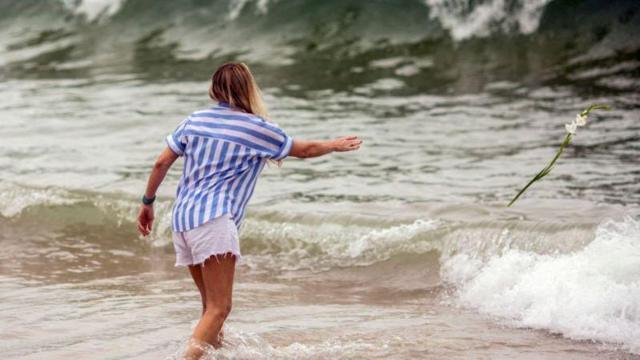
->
[137, 147, 179, 236]
[289, 136, 362, 158]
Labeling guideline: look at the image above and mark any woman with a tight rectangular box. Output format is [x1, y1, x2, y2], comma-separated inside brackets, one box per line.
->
[136, 62, 362, 359]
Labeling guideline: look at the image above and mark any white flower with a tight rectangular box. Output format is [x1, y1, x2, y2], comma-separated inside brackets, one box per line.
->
[565, 122, 577, 134]
[575, 114, 587, 126]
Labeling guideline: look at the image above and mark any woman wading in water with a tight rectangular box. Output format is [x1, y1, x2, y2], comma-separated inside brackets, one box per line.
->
[136, 62, 362, 359]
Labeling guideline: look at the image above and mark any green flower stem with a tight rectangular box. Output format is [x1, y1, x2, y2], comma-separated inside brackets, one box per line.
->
[507, 104, 611, 207]
[580, 104, 611, 117]
[507, 134, 572, 207]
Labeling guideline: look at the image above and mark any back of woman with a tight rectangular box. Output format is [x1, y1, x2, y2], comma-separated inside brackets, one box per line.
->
[136, 62, 361, 359]
[168, 100, 291, 232]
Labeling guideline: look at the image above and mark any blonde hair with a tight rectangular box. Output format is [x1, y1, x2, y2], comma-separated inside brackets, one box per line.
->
[209, 62, 282, 166]
[209, 62, 269, 119]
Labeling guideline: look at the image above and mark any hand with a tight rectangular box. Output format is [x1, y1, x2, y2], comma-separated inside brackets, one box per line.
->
[332, 136, 362, 152]
[137, 204, 154, 236]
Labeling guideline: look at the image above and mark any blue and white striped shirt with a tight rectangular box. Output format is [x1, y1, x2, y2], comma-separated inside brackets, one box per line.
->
[165, 102, 293, 232]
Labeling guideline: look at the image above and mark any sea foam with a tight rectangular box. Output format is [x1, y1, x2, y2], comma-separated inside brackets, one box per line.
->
[60, 0, 125, 22]
[424, 0, 550, 40]
[442, 216, 640, 354]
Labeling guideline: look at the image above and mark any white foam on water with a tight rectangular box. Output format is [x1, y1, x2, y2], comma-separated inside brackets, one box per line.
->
[367, 56, 433, 77]
[240, 217, 441, 271]
[0, 182, 77, 217]
[424, 0, 550, 40]
[353, 78, 405, 95]
[167, 326, 378, 360]
[228, 0, 273, 20]
[61, 0, 125, 22]
[442, 216, 640, 354]
[516, 0, 552, 34]
[348, 219, 440, 258]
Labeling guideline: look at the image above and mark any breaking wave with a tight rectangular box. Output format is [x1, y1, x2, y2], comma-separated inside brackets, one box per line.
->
[2, 183, 638, 352]
[1, 0, 638, 93]
[442, 216, 640, 354]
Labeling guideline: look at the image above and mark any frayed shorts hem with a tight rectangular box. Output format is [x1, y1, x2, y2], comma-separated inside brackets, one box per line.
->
[172, 214, 241, 268]
[174, 250, 241, 267]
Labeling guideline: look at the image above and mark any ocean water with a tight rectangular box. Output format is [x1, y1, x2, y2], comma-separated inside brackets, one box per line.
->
[1, 0, 639, 359]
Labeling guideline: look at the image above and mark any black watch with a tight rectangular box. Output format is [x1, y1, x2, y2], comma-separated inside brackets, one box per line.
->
[142, 194, 156, 205]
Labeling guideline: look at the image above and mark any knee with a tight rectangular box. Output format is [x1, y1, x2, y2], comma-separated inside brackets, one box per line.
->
[205, 301, 232, 319]
[220, 301, 232, 317]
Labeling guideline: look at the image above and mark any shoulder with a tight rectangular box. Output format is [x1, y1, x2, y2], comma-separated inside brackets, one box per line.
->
[185, 108, 284, 136]
[188, 107, 252, 121]
[216, 108, 283, 131]
[188, 108, 219, 120]
[253, 115, 280, 128]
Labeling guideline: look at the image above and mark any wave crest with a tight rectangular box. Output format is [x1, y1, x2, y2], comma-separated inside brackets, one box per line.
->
[442, 216, 640, 354]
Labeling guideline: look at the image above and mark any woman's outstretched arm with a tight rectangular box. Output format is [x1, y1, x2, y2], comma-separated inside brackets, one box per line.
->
[289, 136, 362, 158]
[137, 147, 179, 236]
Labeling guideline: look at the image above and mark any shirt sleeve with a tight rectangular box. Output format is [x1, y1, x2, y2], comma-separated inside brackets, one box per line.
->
[256, 120, 293, 161]
[165, 117, 189, 156]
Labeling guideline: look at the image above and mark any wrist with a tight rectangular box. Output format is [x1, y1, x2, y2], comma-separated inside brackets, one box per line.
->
[328, 139, 339, 152]
[142, 194, 156, 205]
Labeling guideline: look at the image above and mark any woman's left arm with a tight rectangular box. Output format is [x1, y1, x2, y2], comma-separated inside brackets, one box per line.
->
[289, 136, 362, 158]
[137, 147, 179, 236]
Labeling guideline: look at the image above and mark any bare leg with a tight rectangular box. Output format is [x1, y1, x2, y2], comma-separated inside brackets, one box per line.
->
[183, 253, 236, 359]
[188, 265, 206, 315]
[188, 264, 224, 342]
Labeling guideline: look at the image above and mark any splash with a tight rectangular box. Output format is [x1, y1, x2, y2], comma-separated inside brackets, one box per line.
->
[442, 216, 640, 354]
[60, 0, 125, 22]
[228, 0, 273, 20]
[424, 0, 550, 40]
[168, 327, 378, 360]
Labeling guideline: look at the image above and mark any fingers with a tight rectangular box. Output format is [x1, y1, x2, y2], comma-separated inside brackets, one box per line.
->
[334, 137, 362, 152]
[146, 219, 153, 234]
[345, 138, 362, 151]
[137, 221, 148, 236]
[136, 206, 154, 236]
[339, 136, 362, 145]
[137, 215, 152, 236]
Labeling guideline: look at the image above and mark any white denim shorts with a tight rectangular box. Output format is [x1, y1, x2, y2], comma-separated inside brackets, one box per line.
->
[172, 213, 241, 267]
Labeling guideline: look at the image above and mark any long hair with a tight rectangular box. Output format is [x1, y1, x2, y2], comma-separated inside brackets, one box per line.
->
[209, 62, 282, 166]
[208, 62, 269, 119]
